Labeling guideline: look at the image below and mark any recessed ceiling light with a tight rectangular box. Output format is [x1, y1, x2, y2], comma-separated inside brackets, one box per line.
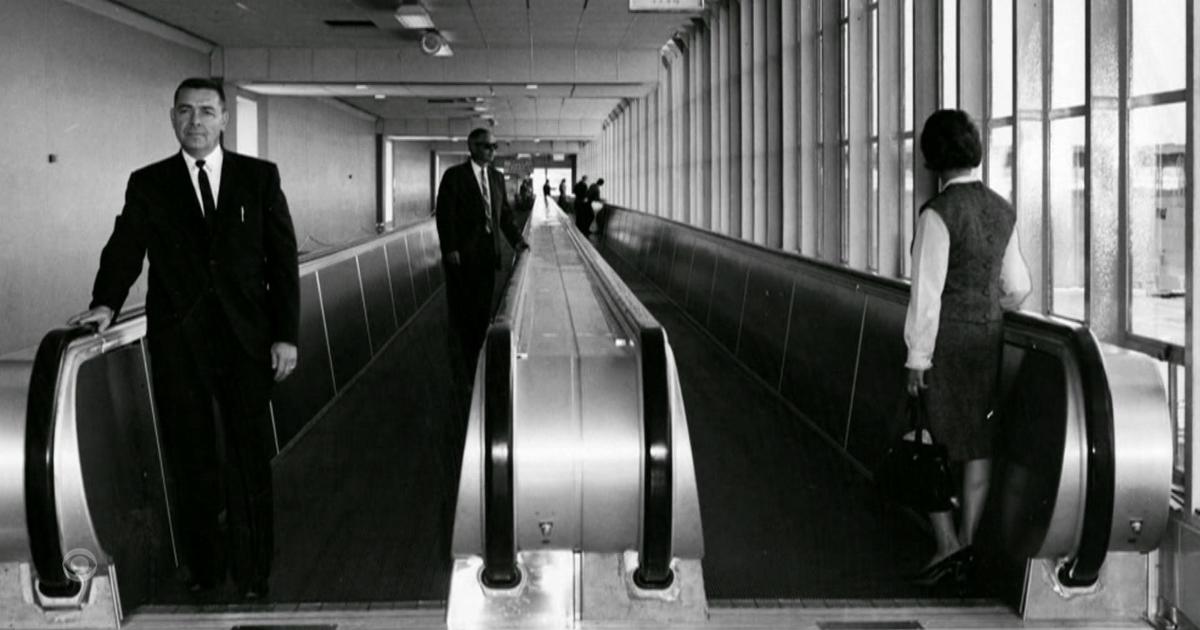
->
[374, 94, 386, 100]
[533, 138, 541, 143]
[394, 5, 435, 29]
[526, 84, 538, 90]
[355, 84, 368, 90]
[472, 106, 488, 112]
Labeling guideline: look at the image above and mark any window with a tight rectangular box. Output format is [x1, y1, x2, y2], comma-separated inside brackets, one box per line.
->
[986, 0, 1014, 202]
[840, 0, 851, 265]
[1128, 0, 1186, 346]
[868, 1, 880, 272]
[235, 95, 258, 157]
[1048, 0, 1087, 321]
[940, 0, 957, 108]
[900, 0, 915, 277]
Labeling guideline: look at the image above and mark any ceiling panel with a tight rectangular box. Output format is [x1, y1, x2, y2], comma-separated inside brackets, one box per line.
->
[116, 0, 702, 140]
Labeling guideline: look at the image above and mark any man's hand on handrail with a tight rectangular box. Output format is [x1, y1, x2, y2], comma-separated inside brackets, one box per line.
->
[67, 306, 114, 332]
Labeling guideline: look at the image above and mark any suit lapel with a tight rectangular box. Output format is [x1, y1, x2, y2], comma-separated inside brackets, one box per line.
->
[217, 152, 236, 216]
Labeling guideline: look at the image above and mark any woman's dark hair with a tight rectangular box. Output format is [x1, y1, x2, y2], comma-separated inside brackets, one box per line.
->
[919, 109, 982, 171]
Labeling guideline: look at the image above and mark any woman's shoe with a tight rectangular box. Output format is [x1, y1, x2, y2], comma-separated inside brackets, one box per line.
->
[909, 546, 973, 586]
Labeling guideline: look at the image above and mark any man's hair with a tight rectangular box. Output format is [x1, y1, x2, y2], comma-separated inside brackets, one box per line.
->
[919, 109, 982, 171]
[467, 128, 492, 143]
[174, 77, 226, 108]
[596, 178, 605, 185]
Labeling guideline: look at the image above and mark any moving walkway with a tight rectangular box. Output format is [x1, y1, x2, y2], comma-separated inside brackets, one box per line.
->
[0, 195, 1177, 629]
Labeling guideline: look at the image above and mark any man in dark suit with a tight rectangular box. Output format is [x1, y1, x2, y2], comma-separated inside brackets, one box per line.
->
[435, 128, 528, 375]
[572, 175, 589, 216]
[68, 77, 298, 600]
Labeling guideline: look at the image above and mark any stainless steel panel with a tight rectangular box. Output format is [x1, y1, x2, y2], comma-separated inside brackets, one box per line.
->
[0, 351, 34, 562]
[1102, 344, 1173, 552]
[453, 201, 706, 565]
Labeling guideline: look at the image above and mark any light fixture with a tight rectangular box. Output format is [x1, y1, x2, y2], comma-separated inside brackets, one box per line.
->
[525, 83, 538, 90]
[420, 30, 453, 57]
[394, 4, 435, 29]
[355, 84, 368, 90]
[374, 94, 386, 100]
[472, 105, 488, 112]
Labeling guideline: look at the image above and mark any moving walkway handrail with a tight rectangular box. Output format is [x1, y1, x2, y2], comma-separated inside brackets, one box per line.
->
[563, 218, 675, 588]
[600, 204, 1121, 586]
[24, 327, 91, 596]
[478, 244, 532, 588]
[1045, 321, 1115, 587]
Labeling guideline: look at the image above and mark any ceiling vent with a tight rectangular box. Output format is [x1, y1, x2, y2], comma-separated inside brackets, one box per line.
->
[323, 19, 376, 28]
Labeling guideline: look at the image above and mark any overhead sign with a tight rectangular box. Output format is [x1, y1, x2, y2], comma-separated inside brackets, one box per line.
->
[629, 0, 704, 12]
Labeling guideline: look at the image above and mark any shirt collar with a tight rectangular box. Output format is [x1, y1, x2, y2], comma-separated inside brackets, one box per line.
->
[940, 171, 980, 191]
[181, 146, 223, 171]
[471, 158, 489, 173]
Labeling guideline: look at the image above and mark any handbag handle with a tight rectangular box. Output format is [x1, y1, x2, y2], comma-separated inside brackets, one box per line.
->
[907, 393, 930, 433]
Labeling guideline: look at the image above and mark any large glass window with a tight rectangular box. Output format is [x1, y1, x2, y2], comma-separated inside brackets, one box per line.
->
[1128, 0, 1186, 346]
[986, 0, 1014, 201]
[1048, 0, 1086, 321]
[940, 0, 957, 108]
[900, 0, 915, 277]
[840, 0, 851, 265]
[869, 1, 880, 272]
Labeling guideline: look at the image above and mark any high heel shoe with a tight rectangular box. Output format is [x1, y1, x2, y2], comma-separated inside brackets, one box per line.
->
[909, 546, 973, 586]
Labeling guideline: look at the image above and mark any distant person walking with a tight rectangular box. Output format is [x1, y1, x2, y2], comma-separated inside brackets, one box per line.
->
[577, 177, 604, 234]
[558, 178, 567, 203]
[542, 180, 551, 202]
[572, 175, 589, 216]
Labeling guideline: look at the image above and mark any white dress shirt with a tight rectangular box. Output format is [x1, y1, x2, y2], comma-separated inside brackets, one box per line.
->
[181, 146, 223, 216]
[903, 173, 1032, 370]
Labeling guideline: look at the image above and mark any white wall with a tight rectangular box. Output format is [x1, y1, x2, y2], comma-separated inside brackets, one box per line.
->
[0, 0, 208, 355]
[265, 97, 377, 252]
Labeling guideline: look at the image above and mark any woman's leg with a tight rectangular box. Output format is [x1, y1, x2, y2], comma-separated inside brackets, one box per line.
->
[926, 510, 961, 565]
[958, 458, 992, 546]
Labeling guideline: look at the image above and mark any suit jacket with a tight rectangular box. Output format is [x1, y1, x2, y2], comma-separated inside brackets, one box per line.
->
[90, 151, 300, 360]
[435, 160, 524, 269]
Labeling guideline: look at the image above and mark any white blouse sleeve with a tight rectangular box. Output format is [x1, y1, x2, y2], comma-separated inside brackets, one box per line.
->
[904, 210, 950, 370]
[998, 230, 1032, 311]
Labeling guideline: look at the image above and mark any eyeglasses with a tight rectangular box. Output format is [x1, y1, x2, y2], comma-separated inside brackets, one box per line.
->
[472, 142, 499, 150]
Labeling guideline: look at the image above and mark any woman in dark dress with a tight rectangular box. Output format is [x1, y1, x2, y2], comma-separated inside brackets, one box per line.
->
[904, 110, 1031, 584]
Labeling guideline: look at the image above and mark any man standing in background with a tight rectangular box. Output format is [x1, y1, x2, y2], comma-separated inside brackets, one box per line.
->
[69, 77, 299, 601]
[435, 128, 528, 375]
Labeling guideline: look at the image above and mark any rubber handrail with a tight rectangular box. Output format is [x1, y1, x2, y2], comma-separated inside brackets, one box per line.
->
[480, 324, 519, 588]
[1057, 326, 1115, 587]
[24, 327, 90, 596]
[633, 327, 674, 588]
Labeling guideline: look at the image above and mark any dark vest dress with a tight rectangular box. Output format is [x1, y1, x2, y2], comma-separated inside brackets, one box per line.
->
[921, 182, 1016, 461]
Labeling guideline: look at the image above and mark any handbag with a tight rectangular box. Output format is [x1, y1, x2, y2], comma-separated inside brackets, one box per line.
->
[874, 394, 955, 512]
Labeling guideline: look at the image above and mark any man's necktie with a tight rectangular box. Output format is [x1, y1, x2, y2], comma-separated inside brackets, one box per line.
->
[196, 159, 217, 221]
[480, 166, 492, 233]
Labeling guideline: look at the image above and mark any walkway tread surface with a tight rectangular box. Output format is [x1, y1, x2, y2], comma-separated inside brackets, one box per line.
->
[139, 297, 466, 607]
[599, 245, 988, 600]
